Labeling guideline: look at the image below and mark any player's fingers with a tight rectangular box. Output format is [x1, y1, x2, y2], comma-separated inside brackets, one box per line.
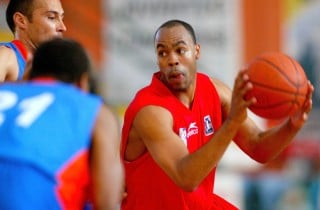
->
[234, 71, 250, 94]
[234, 70, 247, 88]
[302, 81, 314, 113]
[306, 81, 314, 99]
[239, 75, 255, 101]
[303, 98, 312, 115]
[232, 70, 256, 108]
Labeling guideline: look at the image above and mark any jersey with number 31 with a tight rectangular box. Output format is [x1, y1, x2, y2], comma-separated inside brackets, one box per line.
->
[0, 80, 102, 210]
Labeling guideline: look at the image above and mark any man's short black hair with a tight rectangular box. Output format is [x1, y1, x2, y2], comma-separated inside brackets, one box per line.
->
[29, 38, 91, 84]
[6, 0, 34, 33]
[154, 19, 197, 44]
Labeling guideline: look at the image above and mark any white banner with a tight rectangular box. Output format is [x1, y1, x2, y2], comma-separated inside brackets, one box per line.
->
[101, 0, 242, 104]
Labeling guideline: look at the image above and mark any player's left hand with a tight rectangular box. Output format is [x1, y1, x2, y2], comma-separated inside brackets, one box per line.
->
[289, 81, 314, 128]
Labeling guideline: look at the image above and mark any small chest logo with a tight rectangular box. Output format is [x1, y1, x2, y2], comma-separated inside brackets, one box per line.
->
[178, 122, 199, 145]
[179, 128, 187, 145]
[204, 115, 214, 136]
[187, 122, 198, 138]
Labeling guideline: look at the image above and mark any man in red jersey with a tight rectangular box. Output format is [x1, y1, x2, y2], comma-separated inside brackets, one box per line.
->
[0, 0, 66, 81]
[121, 19, 313, 210]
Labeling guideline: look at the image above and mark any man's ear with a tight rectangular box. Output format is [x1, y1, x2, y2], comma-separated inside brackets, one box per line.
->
[13, 12, 28, 30]
[78, 72, 90, 92]
[195, 44, 200, 60]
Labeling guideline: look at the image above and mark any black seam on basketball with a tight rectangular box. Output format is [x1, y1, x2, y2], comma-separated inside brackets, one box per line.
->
[286, 55, 308, 88]
[250, 104, 294, 118]
[250, 100, 297, 109]
[256, 57, 297, 87]
[250, 81, 306, 96]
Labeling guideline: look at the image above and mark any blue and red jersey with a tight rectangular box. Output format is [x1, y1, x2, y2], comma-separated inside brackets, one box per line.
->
[0, 79, 102, 209]
[0, 40, 28, 80]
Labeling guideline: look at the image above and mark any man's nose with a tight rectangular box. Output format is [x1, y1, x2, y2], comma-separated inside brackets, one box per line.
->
[168, 53, 179, 66]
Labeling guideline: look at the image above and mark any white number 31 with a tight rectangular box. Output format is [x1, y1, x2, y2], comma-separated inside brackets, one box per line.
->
[0, 91, 54, 128]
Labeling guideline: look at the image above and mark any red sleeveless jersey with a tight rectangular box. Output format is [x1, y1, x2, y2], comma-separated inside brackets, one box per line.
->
[121, 72, 238, 210]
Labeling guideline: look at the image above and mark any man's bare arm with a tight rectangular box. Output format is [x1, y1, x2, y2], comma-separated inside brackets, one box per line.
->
[0, 46, 19, 81]
[91, 105, 124, 210]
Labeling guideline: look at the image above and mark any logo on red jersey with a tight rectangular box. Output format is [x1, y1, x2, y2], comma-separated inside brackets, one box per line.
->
[178, 122, 199, 145]
[187, 122, 198, 137]
[179, 128, 187, 145]
[204, 115, 214, 136]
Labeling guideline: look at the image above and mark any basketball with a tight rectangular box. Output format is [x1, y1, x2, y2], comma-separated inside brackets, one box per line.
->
[244, 52, 308, 119]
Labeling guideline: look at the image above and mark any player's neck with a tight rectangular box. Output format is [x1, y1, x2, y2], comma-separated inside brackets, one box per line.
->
[172, 84, 196, 110]
[14, 33, 36, 56]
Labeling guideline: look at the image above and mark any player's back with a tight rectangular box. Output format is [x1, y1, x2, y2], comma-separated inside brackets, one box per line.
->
[0, 79, 102, 210]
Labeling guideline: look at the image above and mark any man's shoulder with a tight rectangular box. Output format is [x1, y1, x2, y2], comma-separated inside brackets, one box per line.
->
[0, 41, 20, 57]
[0, 40, 27, 58]
[0, 42, 17, 78]
[0, 42, 12, 51]
[196, 72, 214, 82]
[0, 40, 13, 47]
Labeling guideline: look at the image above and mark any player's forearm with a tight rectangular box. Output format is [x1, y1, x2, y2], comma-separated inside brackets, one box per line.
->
[251, 119, 300, 163]
[93, 161, 124, 210]
[177, 117, 240, 191]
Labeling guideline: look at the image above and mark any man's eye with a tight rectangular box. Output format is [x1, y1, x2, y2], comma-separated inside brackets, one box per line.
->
[158, 51, 166, 57]
[178, 49, 186, 54]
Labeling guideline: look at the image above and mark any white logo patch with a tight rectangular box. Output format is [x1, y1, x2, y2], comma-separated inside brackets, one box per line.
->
[204, 115, 214, 136]
[179, 128, 187, 145]
[178, 122, 199, 145]
[187, 122, 198, 138]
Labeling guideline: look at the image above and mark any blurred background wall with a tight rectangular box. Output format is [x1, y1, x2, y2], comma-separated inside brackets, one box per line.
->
[1, 0, 319, 209]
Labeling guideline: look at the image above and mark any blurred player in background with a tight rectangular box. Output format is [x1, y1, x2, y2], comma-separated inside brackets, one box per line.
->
[0, 0, 66, 82]
[0, 38, 124, 210]
[120, 19, 313, 210]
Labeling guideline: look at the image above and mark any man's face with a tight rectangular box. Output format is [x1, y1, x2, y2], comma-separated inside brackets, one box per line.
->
[155, 25, 200, 92]
[25, 0, 66, 49]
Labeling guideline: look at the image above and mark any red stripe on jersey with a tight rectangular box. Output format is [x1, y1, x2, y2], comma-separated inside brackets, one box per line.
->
[55, 150, 91, 210]
[12, 40, 28, 60]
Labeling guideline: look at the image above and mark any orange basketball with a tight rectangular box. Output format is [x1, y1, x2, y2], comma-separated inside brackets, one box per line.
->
[244, 52, 308, 119]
